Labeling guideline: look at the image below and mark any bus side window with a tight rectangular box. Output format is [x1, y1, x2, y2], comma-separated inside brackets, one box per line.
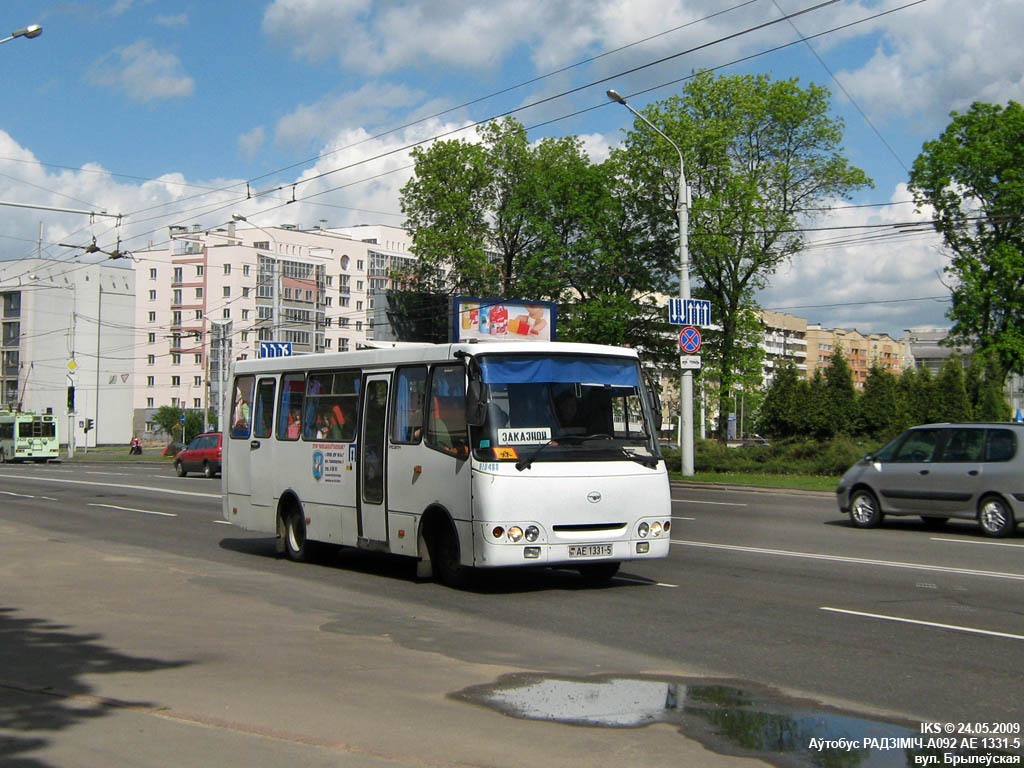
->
[305, 370, 359, 443]
[252, 378, 275, 439]
[391, 366, 427, 444]
[277, 373, 305, 441]
[230, 375, 255, 438]
[426, 365, 468, 457]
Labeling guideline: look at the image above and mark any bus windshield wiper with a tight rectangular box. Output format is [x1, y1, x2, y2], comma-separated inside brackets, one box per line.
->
[514, 437, 561, 471]
[620, 447, 659, 469]
[514, 434, 630, 471]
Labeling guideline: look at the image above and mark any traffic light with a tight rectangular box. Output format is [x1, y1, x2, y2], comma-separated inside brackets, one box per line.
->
[84, 418, 94, 433]
[67, 385, 75, 411]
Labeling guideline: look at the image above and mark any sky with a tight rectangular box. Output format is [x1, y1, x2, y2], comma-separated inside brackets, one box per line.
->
[1, 0, 1021, 339]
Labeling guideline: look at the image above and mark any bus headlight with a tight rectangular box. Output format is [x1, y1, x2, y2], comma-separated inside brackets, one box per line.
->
[525, 525, 539, 542]
[651, 522, 663, 537]
[638, 522, 649, 538]
[664, 520, 671, 533]
[492, 526, 505, 539]
[508, 526, 524, 542]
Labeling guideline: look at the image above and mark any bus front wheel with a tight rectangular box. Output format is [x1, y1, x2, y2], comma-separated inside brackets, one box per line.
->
[431, 522, 469, 589]
[577, 562, 620, 584]
[283, 509, 310, 562]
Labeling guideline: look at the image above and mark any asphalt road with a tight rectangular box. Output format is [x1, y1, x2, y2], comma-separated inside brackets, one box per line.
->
[1, 460, 1022, 766]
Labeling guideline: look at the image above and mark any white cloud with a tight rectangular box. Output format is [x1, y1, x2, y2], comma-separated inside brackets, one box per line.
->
[261, 0, 758, 76]
[834, 0, 1024, 126]
[89, 40, 194, 103]
[756, 184, 952, 337]
[153, 12, 189, 28]
[238, 126, 266, 159]
[274, 82, 426, 148]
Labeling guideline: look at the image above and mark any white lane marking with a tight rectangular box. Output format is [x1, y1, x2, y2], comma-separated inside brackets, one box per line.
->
[0, 473, 219, 499]
[0, 490, 36, 499]
[670, 539, 1024, 582]
[615, 576, 678, 588]
[85, 471, 130, 476]
[672, 498, 747, 506]
[821, 607, 1024, 641]
[88, 503, 177, 518]
[212, 520, 232, 525]
[931, 537, 1024, 549]
[672, 516, 696, 521]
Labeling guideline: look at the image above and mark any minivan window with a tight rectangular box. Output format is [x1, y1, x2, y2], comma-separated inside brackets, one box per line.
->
[985, 429, 1016, 462]
[891, 429, 942, 463]
[938, 428, 984, 462]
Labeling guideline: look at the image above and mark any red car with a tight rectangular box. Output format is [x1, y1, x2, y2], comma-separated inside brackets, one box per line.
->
[174, 432, 222, 478]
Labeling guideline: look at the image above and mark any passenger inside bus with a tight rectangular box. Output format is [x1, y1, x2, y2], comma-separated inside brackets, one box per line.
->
[287, 406, 302, 439]
[428, 395, 469, 458]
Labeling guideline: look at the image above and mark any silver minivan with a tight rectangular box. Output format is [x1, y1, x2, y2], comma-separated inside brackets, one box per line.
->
[836, 423, 1024, 537]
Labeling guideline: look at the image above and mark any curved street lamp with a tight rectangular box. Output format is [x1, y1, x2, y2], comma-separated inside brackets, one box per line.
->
[0, 24, 42, 46]
[607, 88, 694, 476]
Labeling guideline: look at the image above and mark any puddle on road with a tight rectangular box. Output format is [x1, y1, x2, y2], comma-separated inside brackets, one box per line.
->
[453, 675, 1018, 767]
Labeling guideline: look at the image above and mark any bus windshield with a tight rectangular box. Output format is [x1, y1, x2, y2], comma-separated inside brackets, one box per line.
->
[473, 354, 658, 466]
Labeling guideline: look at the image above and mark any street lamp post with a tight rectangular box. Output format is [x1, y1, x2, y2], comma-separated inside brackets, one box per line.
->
[607, 88, 694, 475]
[0, 24, 42, 46]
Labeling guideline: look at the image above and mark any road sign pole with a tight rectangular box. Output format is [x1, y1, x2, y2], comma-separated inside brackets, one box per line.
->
[678, 165, 693, 475]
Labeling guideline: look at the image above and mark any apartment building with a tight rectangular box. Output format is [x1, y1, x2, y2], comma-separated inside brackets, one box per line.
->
[0, 258, 135, 448]
[804, 325, 907, 389]
[757, 310, 808, 385]
[131, 221, 415, 439]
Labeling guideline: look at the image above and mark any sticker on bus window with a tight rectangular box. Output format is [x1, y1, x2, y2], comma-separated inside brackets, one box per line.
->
[494, 446, 519, 460]
[497, 427, 551, 445]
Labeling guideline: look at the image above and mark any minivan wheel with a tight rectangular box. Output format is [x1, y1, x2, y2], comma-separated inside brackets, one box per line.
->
[203, 460, 214, 479]
[978, 495, 1015, 538]
[849, 489, 883, 528]
[175, 460, 186, 477]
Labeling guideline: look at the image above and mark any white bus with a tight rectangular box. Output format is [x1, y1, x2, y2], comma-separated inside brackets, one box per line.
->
[0, 409, 60, 463]
[222, 341, 671, 586]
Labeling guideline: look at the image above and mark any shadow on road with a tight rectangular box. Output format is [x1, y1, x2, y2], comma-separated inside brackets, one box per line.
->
[217, 536, 653, 594]
[0, 606, 190, 767]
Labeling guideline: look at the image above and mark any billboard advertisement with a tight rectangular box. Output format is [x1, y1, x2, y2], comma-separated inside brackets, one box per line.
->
[452, 297, 557, 343]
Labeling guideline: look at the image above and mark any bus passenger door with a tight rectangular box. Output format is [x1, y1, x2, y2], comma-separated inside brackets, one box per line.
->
[249, 376, 277, 512]
[358, 374, 390, 544]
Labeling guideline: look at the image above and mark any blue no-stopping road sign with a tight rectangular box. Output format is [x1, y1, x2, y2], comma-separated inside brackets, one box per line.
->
[679, 326, 702, 354]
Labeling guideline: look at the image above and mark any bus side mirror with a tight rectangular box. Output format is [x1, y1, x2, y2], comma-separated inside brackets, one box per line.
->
[466, 381, 487, 426]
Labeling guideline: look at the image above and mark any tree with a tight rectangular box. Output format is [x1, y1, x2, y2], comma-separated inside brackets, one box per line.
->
[399, 136, 495, 295]
[152, 405, 205, 444]
[399, 117, 677, 356]
[965, 355, 1012, 421]
[824, 346, 857, 436]
[757, 361, 802, 438]
[909, 101, 1024, 380]
[899, 366, 937, 425]
[858, 365, 906, 439]
[614, 71, 870, 439]
[934, 356, 971, 422]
